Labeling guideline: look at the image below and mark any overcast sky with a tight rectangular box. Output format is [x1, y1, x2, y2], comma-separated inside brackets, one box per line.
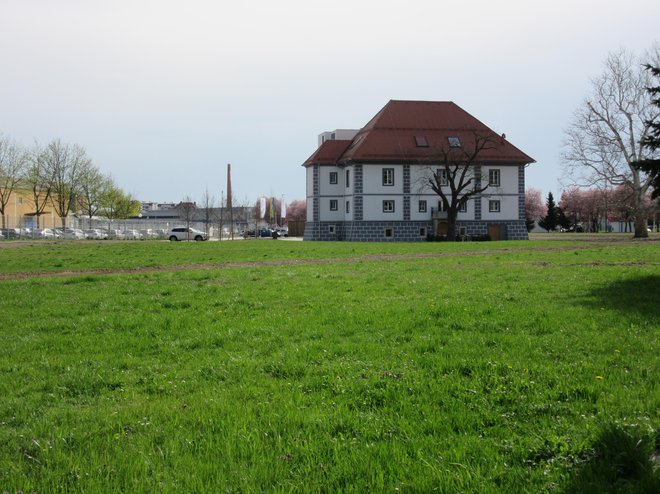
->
[1, 0, 659, 205]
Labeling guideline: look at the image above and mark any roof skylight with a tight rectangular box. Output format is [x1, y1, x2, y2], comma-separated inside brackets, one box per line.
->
[447, 136, 462, 148]
[414, 136, 429, 147]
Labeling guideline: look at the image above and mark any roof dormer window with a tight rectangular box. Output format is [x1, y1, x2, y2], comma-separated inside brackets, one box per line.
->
[414, 136, 429, 147]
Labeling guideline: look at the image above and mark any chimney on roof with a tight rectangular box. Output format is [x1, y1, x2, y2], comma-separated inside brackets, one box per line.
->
[501, 133, 506, 140]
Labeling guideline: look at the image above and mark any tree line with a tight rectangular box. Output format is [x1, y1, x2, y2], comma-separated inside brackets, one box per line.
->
[0, 136, 139, 230]
[525, 186, 658, 233]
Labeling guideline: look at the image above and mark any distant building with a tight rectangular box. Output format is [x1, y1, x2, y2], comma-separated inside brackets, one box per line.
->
[140, 201, 176, 214]
[318, 129, 360, 148]
[303, 100, 535, 241]
[0, 188, 65, 229]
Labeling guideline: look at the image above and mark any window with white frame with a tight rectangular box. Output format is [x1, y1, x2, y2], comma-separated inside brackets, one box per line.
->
[329, 225, 335, 234]
[419, 227, 427, 237]
[329, 199, 338, 211]
[418, 200, 427, 213]
[382, 168, 394, 186]
[436, 200, 466, 212]
[329, 171, 338, 184]
[382, 200, 395, 213]
[346, 201, 350, 214]
[346, 169, 350, 188]
[489, 200, 501, 212]
[488, 169, 500, 187]
[436, 168, 448, 186]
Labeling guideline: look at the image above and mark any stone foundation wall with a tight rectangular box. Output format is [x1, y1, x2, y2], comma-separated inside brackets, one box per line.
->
[304, 220, 529, 241]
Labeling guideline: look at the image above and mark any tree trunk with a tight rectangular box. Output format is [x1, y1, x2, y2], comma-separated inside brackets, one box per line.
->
[633, 179, 649, 238]
[447, 209, 458, 241]
[634, 215, 648, 238]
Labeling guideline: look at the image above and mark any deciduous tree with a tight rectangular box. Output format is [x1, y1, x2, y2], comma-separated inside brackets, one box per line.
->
[285, 199, 307, 221]
[78, 162, 113, 229]
[44, 139, 90, 230]
[423, 133, 499, 240]
[0, 135, 27, 229]
[24, 142, 55, 229]
[562, 45, 659, 238]
[524, 188, 544, 231]
[177, 197, 197, 239]
[200, 188, 216, 237]
[101, 186, 139, 231]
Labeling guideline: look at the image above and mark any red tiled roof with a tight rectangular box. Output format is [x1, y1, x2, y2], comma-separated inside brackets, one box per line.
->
[303, 100, 535, 166]
[303, 139, 352, 165]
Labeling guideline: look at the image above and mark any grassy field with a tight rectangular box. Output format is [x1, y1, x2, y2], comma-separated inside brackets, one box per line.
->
[0, 238, 658, 492]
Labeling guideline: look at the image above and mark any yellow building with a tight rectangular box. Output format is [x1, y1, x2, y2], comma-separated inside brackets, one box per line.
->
[0, 188, 64, 230]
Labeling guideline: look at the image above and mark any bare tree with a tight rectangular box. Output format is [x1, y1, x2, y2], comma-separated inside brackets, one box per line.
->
[219, 192, 244, 240]
[24, 142, 55, 229]
[562, 45, 660, 238]
[44, 139, 90, 230]
[200, 188, 216, 237]
[176, 197, 196, 240]
[421, 133, 499, 240]
[217, 191, 225, 240]
[0, 135, 27, 229]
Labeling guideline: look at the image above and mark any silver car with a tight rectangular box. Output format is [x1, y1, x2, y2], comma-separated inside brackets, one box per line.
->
[31, 228, 58, 239]
[63, 228, 86, 240]
[84, 229, 108, 240]
[167, 227, 208, 241]
[123, 229, 143, 240]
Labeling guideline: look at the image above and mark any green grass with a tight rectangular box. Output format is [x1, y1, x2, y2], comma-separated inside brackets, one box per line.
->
[0, 240, 658, 492]
[0, 238, 590, 274]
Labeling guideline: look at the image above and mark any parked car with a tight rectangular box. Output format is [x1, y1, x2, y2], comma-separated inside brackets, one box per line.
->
[13, 228, 31, 238]
[123, 229, 143, 240]
[63, 228, 86, 240]
[107, 229, 125, 240]
[84, 229, 108, 240]
[139, 229, 159, 240]
[31, 228, 58, 239]
[275, 227, 289, 238]
[0, 228, 18, 239]
[259, 228, 275, 237]
[167, 227, 208, 241]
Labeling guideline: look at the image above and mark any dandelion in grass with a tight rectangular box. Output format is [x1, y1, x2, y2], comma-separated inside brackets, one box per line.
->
[596, 376, 604, 380]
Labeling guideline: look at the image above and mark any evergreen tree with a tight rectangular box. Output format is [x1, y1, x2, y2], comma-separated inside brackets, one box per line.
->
[632, 64, 660, 199]
[557, 207, 571, 231]
[539, 192, 559, 232]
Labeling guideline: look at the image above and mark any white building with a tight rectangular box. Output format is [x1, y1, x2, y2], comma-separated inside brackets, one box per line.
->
[303, 100, 535, 241]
